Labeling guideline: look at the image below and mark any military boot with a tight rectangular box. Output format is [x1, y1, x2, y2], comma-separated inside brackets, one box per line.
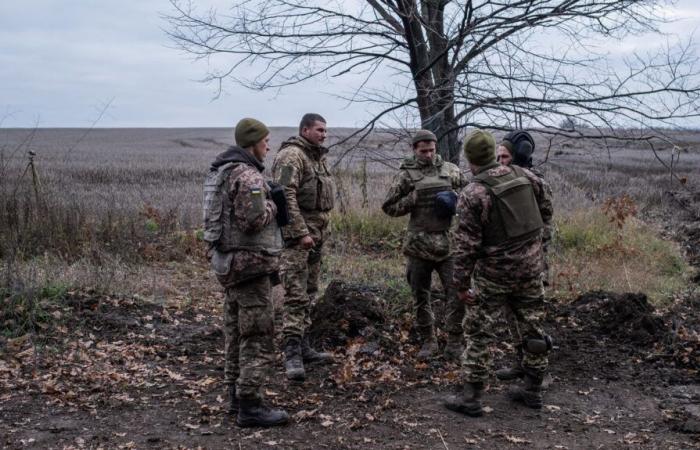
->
[237, 398, 289, 428]
[417, 338, 438, 360]
[508, 371, 544, 409]
[283, 337, 305, 381]
[495, 345, 524, 381]
[227, 384, 239, 415]
[444, 382, 484, 417]
[443, 334, 463, 362]
[301, 335, 333, 364]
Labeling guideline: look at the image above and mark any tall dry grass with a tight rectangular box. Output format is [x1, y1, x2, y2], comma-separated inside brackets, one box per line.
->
[0, 127, 695, 330]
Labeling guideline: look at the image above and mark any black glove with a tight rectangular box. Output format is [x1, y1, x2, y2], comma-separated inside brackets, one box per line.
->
[267, 181, 290, 227]
[434, 191, 458, 219]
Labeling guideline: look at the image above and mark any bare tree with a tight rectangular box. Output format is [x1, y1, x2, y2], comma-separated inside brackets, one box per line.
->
[165, 0, 700, 163]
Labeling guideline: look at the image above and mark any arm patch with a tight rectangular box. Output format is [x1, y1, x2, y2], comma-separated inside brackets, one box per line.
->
[278, 165, 295, 187]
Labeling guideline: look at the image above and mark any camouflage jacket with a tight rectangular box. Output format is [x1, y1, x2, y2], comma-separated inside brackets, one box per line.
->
[272, 136, 335, 243]
[382, 155, 467, 261]
[528, 166, 554, 250]
[209, 146, 279, 285]
[453, 163, 553, 290]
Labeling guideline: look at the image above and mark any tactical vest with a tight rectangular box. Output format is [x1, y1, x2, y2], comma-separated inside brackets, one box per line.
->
[473, 165, 544, 246]
[202, 162, 283, 254]
[296, 156, 335, 212]
[404, 162, 454, 233]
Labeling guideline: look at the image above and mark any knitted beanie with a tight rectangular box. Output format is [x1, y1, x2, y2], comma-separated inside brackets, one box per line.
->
[463, 129, 496, 166]
[412, 129, 437, 145]
[235, 118, 270, 148]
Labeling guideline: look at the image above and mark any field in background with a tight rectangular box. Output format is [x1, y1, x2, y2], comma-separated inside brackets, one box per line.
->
[1, 127, 698, 333]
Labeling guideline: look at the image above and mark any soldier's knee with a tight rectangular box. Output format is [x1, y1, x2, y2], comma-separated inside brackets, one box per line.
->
[523, 335, 553, 355]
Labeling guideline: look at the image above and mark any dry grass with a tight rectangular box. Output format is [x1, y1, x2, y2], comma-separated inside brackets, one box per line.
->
[1, 127, 696, 335]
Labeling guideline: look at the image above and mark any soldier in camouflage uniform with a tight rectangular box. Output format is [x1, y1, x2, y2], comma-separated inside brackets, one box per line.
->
[382, 130, 468, 360]
[444, 129, 553, 417]
[495, 131, 554, 382]
[272, 113, 335, 381]
[203, 118, 289, 427]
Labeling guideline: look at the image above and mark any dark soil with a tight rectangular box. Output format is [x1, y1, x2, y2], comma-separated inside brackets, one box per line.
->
[1, 283, 699, 449]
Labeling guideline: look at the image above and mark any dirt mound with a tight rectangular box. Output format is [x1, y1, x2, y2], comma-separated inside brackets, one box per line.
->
[307, 280, 386, 348]
[564, 291, 666, 345]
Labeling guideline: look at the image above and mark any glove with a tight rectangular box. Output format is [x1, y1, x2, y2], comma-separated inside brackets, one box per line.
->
[267, 181, 291, 227]
[434, 190, 458, 219]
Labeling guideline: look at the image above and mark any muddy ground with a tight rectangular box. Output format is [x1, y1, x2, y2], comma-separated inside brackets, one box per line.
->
[1, 278, 698, 450]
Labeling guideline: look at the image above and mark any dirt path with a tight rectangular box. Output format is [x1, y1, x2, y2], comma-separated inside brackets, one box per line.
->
[1, 286, 698, 449]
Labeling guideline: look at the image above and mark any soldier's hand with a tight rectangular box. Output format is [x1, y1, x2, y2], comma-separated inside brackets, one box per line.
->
[299, 235, 315, 249]
[458, 289, 476, 305]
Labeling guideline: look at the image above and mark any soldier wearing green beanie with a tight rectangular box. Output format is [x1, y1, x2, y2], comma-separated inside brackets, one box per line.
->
[444, 128, 554, 418]
[463, 129, 497, 166]
[203, 117, 289, 427]
[235, 118, 270, 149]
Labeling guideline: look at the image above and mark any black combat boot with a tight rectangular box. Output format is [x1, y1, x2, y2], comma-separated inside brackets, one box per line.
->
[284, 337, 305, 381]
[301, 335, 333, 364]
[508, 371, 544, 409]
[495, 345, 525, 381]
[444, 382, 484, 417]
[237, 398, 289, 428]
[443, 334, 463, 362]
[416, 330, 438, 360]
[227, 384, 239, 415]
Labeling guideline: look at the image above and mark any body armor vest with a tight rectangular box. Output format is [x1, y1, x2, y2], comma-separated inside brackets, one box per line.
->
[474, 165, 543, 246]
[405, 162, 454, 233]
[296, 156, 335, 212]
[203, 162, 283, 254]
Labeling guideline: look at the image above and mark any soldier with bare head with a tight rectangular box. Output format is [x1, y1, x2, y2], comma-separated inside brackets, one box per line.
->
[444, 129, 553, 418]
[273, 113, 335, 381]
[382, 130, 468, 361]
[203, 118, 289, 427]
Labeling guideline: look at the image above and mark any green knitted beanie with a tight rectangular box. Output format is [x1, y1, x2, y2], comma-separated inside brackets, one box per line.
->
[463, 129, 496, 166]
[235, 118, 270, 148]
[412, 129, 437, 146]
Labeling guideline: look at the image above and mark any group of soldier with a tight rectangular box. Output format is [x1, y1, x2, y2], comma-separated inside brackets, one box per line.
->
[203, 114, 553, 428]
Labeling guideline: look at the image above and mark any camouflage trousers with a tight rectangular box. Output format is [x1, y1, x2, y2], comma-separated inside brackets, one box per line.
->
[280, 240, 323, 340]
[461, 275, 549, 383]
[406, 256, 463, 339]
[223, 274, 275, 400]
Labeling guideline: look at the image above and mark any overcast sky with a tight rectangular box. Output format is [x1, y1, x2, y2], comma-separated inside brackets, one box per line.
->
[1, 1, 699, 128]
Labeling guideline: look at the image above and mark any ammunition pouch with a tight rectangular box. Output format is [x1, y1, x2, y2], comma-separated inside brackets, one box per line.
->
[296, 163, 335, 212]
[406, 167, 454, 233]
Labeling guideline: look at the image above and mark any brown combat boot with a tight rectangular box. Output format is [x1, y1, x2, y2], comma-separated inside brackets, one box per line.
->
[283, 337, 305, 381]
[237, 398, 289, 428]
[508, 371, 544, 409]
[443, 334, 463, 362]
[301, 335, 333, 364]
[444, 382, 484, 417]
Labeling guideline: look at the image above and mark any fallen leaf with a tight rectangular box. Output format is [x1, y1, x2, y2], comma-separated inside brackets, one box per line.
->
[504, 434, 531, 444]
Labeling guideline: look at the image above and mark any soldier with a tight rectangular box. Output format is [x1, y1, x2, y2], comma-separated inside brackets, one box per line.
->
[273, 113, 335, 381]
[445, 129, 553, 417]
[496, 131, 554, 382]
[203, 118, 289, 427]
[382, 130, 467, 360]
